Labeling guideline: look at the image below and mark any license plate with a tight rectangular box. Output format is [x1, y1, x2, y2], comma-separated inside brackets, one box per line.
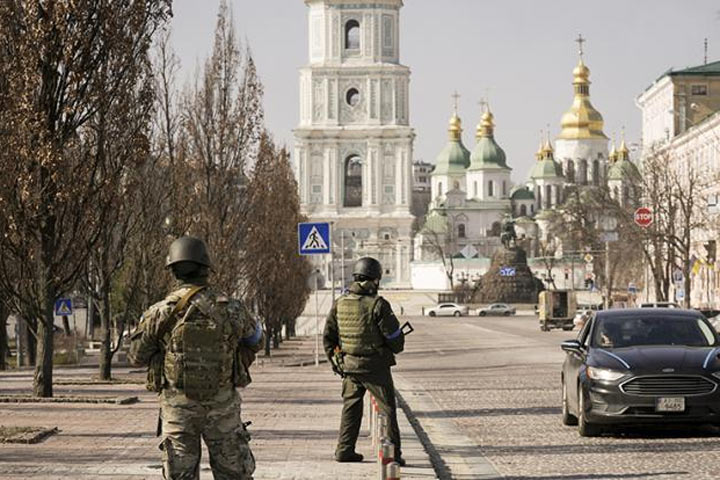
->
[655, 397, 685, 412]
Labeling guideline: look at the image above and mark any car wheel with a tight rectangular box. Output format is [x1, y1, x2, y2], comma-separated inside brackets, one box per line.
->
[453, 311, 461, 317]
[562, 325, 574, 331]
[429, 311, 436, 317]
[578, 386, 602, 437]
[540, 320, 550, 332]
[504, 311, 511, 317]
[478, 311, 486, 317]
[561, 380, 578, 426]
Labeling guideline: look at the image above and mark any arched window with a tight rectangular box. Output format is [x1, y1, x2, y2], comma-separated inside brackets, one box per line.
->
[502, 180, 507, 197]
[536, 186, 542, 210]
[578, 159, 588, 185]
[488, 180, 494, 197]
[545, 185, 552, 209]
[592, 159, 600, 185]
[458, 224, 466, 239]
[344, 155, 362, 207]
[530, 204, 535, 214]
[566, 160, 575, 183]
[345, 20, 360, 50]
[438, 181, 443, 196]
[473, 181, 478, 197]
[520, 204, 527, 216]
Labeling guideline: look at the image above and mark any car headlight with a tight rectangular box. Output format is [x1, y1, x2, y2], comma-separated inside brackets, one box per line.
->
[586, 366, 626, 382]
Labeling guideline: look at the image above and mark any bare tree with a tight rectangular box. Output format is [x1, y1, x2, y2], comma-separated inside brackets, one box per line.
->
[419, 215, 457, 290]
[0, 0, 172, 396]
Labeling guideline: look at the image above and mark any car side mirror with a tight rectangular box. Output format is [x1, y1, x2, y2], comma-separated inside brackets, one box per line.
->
[561, 339, 583, 354]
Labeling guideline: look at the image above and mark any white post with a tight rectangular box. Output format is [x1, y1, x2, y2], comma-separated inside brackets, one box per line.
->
[605, 240, 610, 310]
[340, 232, 345, 289]
[315, 282, 320, 367]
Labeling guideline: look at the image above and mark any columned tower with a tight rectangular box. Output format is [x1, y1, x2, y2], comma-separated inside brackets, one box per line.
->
[294, 0, 415, 288]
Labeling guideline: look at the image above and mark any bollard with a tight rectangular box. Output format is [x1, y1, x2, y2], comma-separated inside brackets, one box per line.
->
[378, 439, 393, 480]
[376, 413, 387, 455]
[386, 461, 400, 480]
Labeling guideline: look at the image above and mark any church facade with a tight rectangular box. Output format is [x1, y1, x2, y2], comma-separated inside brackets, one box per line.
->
[294, 0, 415, 288]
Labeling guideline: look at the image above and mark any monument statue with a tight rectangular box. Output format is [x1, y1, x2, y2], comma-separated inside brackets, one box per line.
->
[500, 217, 517, 249]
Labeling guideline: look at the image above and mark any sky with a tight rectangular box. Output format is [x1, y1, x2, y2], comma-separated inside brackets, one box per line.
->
[170, 0, 720, 183]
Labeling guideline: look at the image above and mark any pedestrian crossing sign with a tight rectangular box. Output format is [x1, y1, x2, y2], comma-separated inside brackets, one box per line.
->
[54, 298, 73, 316]
[298, 222, 331, 255]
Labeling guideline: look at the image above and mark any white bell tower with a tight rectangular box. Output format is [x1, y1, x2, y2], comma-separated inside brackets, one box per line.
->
[294, 0, 415, 288]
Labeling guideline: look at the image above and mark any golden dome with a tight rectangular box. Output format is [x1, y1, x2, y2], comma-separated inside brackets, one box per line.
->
[558, 58, 608, 140]
[448, 112, 462, 141]
[476, 109, 495, 139]
[608, 139, 618, 163]
[542, 139, 554, 157]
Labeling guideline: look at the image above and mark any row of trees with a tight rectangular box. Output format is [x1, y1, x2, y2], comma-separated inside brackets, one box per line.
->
[0, 1, 311, 395]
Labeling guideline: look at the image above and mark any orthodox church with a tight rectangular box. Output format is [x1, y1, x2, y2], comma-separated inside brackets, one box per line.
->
[413, 40, 640, 288]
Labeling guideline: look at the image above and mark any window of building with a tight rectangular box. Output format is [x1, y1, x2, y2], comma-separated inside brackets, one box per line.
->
[346, 88, 360, 107]
[457, 224, 466, 239]
[530, 204, 535, 214]
[474, 181, 478, 197]
[566, 160, 575, 183]
[691, 84, 708, 96]
[488, 180, 494, 197]
[520, 204, 527, 216]
[383, 233, 391, 240]
[345, 20, 360, 50]
[438, 181, 443, 195]
[502, 180, 507, 197]
[344, 155, 362, 207]
[592, 159, 600, 186]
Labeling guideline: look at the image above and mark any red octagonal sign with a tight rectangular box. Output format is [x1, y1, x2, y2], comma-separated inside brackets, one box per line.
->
[634, 207, 653, 228]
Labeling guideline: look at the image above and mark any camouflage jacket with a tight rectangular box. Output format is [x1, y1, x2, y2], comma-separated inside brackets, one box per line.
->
[129, 282, 264, 390]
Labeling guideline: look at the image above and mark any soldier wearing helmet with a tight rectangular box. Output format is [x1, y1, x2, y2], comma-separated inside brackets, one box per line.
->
[129, 236, 263, 480]
[322, 257, 406, 465]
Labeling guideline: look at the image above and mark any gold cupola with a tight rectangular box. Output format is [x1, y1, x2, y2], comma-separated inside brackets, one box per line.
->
[448, 111, 462, 141]
[558, 39, 608, 140]
[476, 109, 495, 139]
[608, 136, 618, 163]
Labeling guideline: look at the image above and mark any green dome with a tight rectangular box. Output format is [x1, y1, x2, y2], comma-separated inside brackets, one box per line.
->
[608, 158, 640, 181]
[510, 186, 535, 200]
[433, 140, 470, 175]
[469, 137, 508, 170]
[530, 158, 563, 179]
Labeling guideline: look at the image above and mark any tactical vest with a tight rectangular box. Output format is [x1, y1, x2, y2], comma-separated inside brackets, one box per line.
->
[336, 294, 383, 356]
[163, 291, 237, 400]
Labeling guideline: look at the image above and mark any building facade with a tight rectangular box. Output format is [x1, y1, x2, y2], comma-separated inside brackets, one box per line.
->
[294, 0, 415, 287]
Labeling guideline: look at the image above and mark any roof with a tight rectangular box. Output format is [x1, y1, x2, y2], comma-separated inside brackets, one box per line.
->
[530, 158, 563, 179]
[596, 308, 703, 320]
[607, 158, 641, 181]
[510, 186, 535, 200]
[468, 136, 510, 171]
[433, 140, 470, 175]
[668, 60, 720, 77]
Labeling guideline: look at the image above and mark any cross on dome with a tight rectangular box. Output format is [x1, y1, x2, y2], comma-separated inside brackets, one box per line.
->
[576, 33, 586, 59]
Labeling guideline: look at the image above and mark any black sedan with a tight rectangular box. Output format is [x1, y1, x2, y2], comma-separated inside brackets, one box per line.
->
[561, 308, 720, 436]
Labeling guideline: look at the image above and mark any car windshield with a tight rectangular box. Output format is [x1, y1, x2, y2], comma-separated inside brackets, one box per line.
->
[592, 316, 716, 348]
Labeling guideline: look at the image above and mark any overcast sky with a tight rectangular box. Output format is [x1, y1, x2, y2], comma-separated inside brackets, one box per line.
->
[170, 0, 720, 183]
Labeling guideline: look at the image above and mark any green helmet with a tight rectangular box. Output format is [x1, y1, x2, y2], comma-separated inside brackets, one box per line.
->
[352, 257, 382, 281]
[166, 236, 212, 268]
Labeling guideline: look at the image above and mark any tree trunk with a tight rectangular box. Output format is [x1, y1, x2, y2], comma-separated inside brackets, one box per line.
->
[23, 319, 37, 367]
[272, 329, 280, 349]
[263, 326, 271, 356]
[99, 293, 113, 380]
[33, 289, 55, 397]
[0, 305, 8, 370]
[62, 316, 71, 335]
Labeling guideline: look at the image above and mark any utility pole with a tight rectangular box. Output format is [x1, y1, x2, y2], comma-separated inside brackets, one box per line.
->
[340, 232, 345, 290]
[330, 222, 335, 305]
[604, 240, 611, 310]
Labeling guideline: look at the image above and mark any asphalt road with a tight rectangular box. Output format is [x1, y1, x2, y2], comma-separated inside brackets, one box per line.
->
[394, 313, 720, 480]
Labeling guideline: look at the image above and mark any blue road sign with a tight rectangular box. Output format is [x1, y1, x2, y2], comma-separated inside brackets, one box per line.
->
[54, 298, 73, 316]
[298, 222, 331, 255]
[499, 267, 516, 277]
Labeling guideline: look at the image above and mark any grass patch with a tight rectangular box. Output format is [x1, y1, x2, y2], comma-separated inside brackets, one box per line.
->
[0, 426, 59, 444]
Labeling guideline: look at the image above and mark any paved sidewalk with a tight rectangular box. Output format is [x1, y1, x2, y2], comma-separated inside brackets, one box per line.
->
[0, 337, 436, 479]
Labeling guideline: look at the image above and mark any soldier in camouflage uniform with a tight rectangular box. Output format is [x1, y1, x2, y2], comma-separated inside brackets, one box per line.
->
[323, 257, 406, 465]
[129, 236, 263, 480]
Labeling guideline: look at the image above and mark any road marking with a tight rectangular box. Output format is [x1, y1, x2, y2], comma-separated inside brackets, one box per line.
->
[395, 374, 502, 480]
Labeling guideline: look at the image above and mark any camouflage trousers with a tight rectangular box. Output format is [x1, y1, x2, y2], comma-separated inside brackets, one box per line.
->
[159, 388, 255, 480]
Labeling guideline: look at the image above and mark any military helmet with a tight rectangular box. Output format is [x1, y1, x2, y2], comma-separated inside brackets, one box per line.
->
[352, 257, 382, 281]
[166, 236, 212, 268]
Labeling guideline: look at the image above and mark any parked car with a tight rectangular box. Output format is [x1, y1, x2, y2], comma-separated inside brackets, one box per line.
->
[561, 308, 720, 437]
[426, 303, 469, 317]
[639, 302, 679, 308]
[477, 303, 516, 317]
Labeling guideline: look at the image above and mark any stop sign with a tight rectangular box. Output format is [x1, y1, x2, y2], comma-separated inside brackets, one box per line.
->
[634, 207, 653, 228]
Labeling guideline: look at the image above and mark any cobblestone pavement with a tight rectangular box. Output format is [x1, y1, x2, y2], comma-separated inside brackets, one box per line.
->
[0, 337, 435, 479]
[394, 314, 720, 480]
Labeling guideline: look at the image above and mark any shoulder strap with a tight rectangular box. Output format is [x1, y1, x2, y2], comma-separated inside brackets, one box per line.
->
[158, 285, 207, 342]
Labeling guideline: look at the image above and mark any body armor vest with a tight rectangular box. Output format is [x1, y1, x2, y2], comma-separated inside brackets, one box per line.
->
[336, 294, 382, 356]
[163, 292, 236, 400]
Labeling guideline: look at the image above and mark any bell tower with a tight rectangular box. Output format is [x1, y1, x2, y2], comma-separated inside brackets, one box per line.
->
[294, 0, 415, 288]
